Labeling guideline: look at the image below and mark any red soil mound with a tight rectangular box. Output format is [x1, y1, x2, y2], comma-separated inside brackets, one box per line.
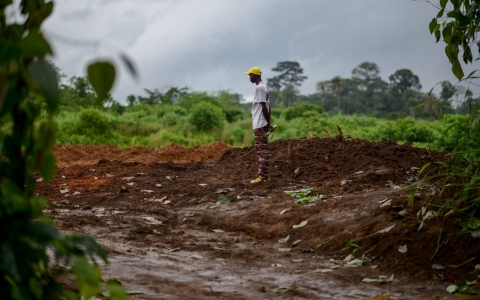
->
[53, 141, 230, 167]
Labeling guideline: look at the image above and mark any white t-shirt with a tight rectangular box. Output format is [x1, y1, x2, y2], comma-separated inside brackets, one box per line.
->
[251, 82, 270, 129]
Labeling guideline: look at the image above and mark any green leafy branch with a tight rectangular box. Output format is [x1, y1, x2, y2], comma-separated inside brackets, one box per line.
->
[426, 0, 480, 79]
[0, 1, 136, 299]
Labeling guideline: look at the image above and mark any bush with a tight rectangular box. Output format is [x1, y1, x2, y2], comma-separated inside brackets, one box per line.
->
[288, 111, 328, 137]
[75, 108, 116, 140]
[189, 101, 226, 132]
[284, 102, 325, 121]
[435, 114, 471, 151]
[150, 129, 190, 149]
[178, 92, 217, 111]
[222, 122, 251, 146]
[410, 110, 480, 236]
[370, 117, 435, 143]
[222, 106, 245, 123]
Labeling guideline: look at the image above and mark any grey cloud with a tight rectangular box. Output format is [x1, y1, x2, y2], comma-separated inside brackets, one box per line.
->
[46, 0, 480, 103]
[60, 8, 92, 21]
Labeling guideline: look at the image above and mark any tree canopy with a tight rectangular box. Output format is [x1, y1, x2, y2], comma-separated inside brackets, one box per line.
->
[267, 61, 308, 92]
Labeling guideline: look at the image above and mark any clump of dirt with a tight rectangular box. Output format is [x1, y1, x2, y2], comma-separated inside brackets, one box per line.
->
[39, 138, 478, 299]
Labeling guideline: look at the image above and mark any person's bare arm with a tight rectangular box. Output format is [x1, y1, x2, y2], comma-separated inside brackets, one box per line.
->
[260, 102, 271, 127]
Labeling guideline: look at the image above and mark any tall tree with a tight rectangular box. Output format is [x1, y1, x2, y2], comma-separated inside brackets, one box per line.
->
[439, 80, 456, 100]
[267, 61, 308, 92]
[138, 88, 162, 105]
[60, 76, 99, 108]
[315, 77, 349, 114]
[162, 86, 189, 104]
[389, 69, 422, 94]
[315, 80, 330, 108]
[331, 76, 346, 114]
[452, 85, 467, 109]
[126, 94, 136, 106]
[351, 61, 381, 91]
[351, 62, 388, 111]
[282, 85, 300, 108]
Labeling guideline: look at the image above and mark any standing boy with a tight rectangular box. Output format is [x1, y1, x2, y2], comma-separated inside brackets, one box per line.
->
[245, 66, 274, 183]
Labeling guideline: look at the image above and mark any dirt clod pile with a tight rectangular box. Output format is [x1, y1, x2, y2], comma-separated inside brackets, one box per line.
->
[39, 137, 477, 299]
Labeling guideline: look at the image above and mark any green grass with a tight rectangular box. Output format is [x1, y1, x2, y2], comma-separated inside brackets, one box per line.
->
[53, 105, 464, 151]
[407, 110, 480, 235]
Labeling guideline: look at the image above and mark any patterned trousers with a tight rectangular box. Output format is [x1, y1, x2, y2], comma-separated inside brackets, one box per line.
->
[254, 125, 269, 180]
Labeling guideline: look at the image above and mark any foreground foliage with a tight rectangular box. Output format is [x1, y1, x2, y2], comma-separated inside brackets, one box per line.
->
[0, 1, 125, 299]
[408, 0, 480, 239]
[428, 0, 480, 79]
[410, 110, 480, 232]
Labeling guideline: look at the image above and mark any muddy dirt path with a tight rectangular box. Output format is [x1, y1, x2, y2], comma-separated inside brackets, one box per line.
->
[38, 137, 479, 299]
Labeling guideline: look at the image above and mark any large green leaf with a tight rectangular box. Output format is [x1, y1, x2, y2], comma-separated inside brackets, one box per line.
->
[437, 8, 445, 18]
[429, 18, 437, 34]
[451, 58, 465, 79]
[105, 280, 128, 300]
[28, 60, 59, 112]
[19, 32, 52, 57]
[463, 45, 473, 63]
[40, 1, 53, 19]
[39, 150, 56, 183]
[466, 5, 477, 16]
[440, 0, 448, 9]
[442, 24, 453, 40]
[73, 256, 102, 299]
[434, 29, 441, 42]
[87, 61, 116, 100]
[447, 10, 470, 27]
[445, 44, 453, 61]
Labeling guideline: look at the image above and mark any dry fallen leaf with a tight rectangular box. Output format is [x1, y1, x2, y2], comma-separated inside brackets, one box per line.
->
[293, 220, 308, 229]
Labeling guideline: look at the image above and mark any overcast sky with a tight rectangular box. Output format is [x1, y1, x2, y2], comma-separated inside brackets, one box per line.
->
[43, 0, 479, 103]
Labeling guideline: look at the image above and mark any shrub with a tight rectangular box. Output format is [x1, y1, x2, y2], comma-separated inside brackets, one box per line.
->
[189, 101, 226, 132]
[287, 111, 329, 137]
[149, 129, 190, 149]
[370, 117, 435, 143]
[222, 106, 245, 123]
[178, 92, 217, 111]
[222, 123, 249, 146]
[284, 102, 325, 121]
[75, 108, 116, 140]
[435, 114, 471, 151]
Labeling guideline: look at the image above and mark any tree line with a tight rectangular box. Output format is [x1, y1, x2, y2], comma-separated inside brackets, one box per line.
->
[54, 60, 479, 119]
[266, 61, 479, 118]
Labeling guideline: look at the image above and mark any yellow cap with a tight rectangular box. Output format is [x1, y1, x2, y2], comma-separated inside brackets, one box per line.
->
[245, 66, 262, 75]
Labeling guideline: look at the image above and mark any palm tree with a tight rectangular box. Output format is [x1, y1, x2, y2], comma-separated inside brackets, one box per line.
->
[315, 80, 329, 108]
[330, 76, 346, 115]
